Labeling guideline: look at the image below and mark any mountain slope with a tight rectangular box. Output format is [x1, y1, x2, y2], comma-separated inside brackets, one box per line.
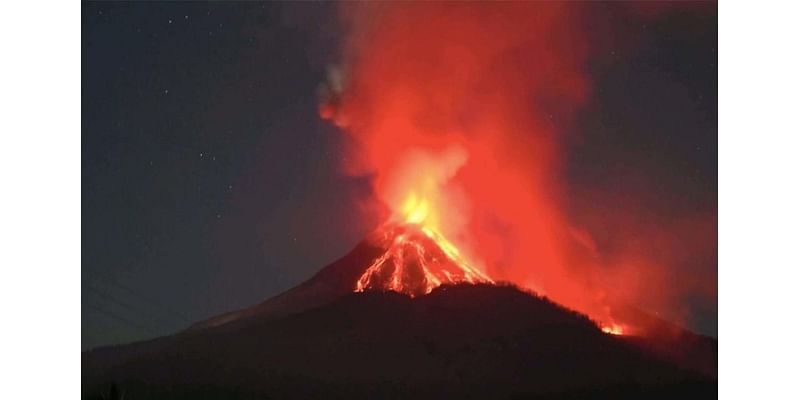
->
[190, 235, 384, 330]
[83, 228, 716, 399]
[190, 223, 492, 330]
[83, 284, 715, 399]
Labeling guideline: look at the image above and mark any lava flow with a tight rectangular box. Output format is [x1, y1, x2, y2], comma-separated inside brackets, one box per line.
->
[355, 196, 493, 297]
[601, 323, 625, 336]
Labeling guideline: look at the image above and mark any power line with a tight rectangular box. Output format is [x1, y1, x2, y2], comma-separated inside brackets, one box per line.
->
[83, 265, 190, 324]
[83, 301, 155, 336]
[82, 309, 141, 350]
[84, 284, 173, 329]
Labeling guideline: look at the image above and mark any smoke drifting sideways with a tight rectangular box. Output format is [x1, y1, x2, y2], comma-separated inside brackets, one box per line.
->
[319, 2, 715, 335]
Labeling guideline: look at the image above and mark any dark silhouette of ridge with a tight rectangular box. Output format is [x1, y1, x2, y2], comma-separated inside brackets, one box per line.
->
[83, 234, 717, 399]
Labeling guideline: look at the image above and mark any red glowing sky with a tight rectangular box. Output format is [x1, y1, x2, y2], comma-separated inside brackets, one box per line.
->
[321, 2, 717, 335]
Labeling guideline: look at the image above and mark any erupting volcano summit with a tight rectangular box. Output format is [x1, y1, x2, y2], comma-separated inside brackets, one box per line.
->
[355, 223, 493, 297]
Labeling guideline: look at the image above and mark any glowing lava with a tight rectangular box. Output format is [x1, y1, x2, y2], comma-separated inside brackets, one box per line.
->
[355, 194, 628, 337]
[601, 323, 625, 336]
[355, 195, 493, 297]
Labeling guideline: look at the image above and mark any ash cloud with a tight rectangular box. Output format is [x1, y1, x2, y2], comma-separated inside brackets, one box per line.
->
[322, 2, 716, 334]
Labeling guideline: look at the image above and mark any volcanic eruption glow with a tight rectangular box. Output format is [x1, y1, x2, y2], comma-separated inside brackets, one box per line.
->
[355, 192, 493, 297]
[601, 323, 626, 336]
[321, 2, 712, 337]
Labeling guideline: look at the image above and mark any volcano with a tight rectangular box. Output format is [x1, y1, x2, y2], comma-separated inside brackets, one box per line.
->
[82, 227, 717, 399]
[190, 222, 492, 330]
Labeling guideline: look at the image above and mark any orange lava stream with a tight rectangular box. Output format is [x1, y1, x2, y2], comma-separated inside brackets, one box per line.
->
[355, 224, 493, 297]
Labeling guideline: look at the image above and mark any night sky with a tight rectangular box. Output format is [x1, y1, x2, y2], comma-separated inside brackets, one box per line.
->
[82, 2, 716, 350]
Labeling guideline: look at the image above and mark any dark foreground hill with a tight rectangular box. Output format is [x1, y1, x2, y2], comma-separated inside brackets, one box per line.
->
[82, 283, 715, 399]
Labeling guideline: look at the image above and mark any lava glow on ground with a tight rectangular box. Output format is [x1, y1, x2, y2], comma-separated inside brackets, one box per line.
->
[601, 323, 626, 336]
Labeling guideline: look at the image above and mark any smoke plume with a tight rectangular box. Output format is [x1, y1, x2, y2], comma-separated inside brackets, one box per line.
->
[321, 2, 713, 333]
